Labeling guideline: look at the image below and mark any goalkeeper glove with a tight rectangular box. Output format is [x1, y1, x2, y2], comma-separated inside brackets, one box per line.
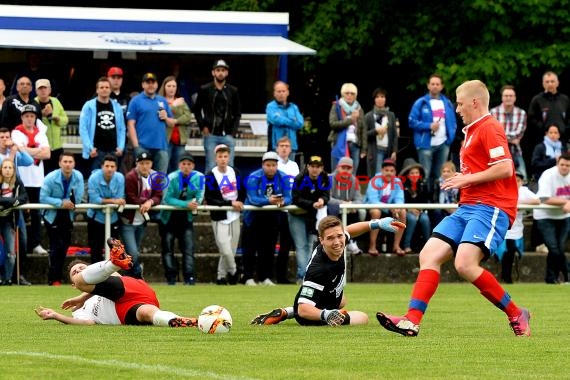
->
[320, 309, 346, 327]
[369, 217, 406, 233]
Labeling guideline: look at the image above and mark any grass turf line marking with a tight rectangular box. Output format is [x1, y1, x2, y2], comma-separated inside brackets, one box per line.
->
[2, 351, 260, 380]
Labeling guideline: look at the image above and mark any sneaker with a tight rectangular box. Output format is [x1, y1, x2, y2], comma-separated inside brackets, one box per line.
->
[107, 238, 133, 270]
[227, 272, 239, 285]
[18, 275, 32, 286]
[535, 244, 548, 254]
[346, 240, 362, 255]
[509, 307, 531, 337]
[168, 317, 198, 328]
[250, 308, 288, 325]
[216, 278, 228, 285]
[33, 244, 48, 255]
[245, 279, 257, 286]
[376, 312, 420, 337]
[261, 278, 276, 286]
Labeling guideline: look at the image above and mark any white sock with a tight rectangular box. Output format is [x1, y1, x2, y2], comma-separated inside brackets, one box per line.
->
[81, 261, 120, 284]
[152, 310, 179, 327]
[284, 306, 294, 319]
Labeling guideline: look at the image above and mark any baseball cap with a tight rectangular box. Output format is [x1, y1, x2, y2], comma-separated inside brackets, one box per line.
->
[35, 79, 50, 90]
[179, 153, 195, 163]
[262, 151, 279, 162]
[308, 155, 324, 166]
[214, 144, 230, 154]
[135, 151, 153, 163]
[108, 67, 123, 77]
[212, 59, 229, 70]
[381, 159, 396, 168]
[20, 104, 37, 115]
[338, 157, 353, 167]
[142, 72, 157, 82]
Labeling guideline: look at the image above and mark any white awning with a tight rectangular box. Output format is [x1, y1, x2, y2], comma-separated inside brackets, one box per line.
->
[0, 5, 316, 55]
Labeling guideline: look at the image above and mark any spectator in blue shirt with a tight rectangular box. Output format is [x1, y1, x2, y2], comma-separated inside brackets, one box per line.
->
[87, 155, 125, 263]
[266, 81, 304, 159]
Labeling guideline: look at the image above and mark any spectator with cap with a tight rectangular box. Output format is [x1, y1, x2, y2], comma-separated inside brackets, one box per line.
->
[11, 104, 51, 264]
[241, 151, 292, 286]
[289, 155, 330, 283]
[120, 151, 163, 279]
[364, 159, 406, 256]
[192, 59, 241, 172]
[160, 152, 203, 285]
[328, 156, 365, 255]
[126, 72, 174, 175]
[204, 144, 246, 285]
[79, 77, 127, 172]
[108, 67, 130, 116]
[35, 78, 68, 174]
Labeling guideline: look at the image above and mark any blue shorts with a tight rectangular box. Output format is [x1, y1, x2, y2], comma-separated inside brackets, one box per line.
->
[432, 204, 509, 259]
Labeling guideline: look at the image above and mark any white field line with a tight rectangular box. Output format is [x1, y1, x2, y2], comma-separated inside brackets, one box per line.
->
[2, 351, 260, 380]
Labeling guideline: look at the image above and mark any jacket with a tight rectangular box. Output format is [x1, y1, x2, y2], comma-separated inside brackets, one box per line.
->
[204, 166, 246, 222]
[408, 93, 457, 149]
[34, 95, 68, 150]
[123, 168, 163, 224]
[166, 98, 193, 145]
[266, 100, 304, 151]
[39, 169, 84, 224]
[0, 176, 27, 226]
[291, 170, 330, 222]
[79, 98, 126, 159]
[192, 82, 241, 136]
[328, 101, 367, 153]
[365, 175, 404, 214]
[87, 169, 125, 224]
[243, 168, 292, 226]
[364, 108, 398, 175]
[160, 170, 204, 224]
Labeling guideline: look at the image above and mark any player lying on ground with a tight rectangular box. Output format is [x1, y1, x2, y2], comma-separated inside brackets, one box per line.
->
[34, 238, 197, 327]
[251, 216, 405, 326]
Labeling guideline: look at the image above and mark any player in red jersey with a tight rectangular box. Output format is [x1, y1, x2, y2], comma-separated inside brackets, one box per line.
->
[377, 80, 531, 337]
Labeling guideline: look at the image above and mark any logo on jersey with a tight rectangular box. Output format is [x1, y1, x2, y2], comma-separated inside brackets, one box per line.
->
[300, 286, 314, 298]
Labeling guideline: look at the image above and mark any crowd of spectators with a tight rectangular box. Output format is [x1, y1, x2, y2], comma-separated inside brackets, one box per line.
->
[0, 61, 568, 286]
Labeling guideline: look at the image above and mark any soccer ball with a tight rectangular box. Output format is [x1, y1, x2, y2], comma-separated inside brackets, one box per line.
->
[197, 305, 232, 334]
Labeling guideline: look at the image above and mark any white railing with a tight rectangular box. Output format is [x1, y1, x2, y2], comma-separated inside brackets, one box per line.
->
[16, 202, 562, 258]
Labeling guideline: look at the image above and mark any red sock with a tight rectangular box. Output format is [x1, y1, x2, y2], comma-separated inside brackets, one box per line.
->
[472, 270, 519, 318]
[405, 269, 440, 324]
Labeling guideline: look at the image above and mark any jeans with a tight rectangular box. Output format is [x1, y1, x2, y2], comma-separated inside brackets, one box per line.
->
[44, 213, 73, 284]
[134, 147, 169, 175]
[120, 223, 146, 278]
[91, 150, 123, 172]
[331, 142, 361, 174]
[159, 221, 195, 283]
[537, 218, 569, 283]
[204, 135, 235, 173]
[402, 211, 431, 250]
[417, 143, 450, 193]
[0, 220, 16, 282]
[167, 143, 187, 174]
[241, 212, 279, 282]
[288, 213, 316, 281]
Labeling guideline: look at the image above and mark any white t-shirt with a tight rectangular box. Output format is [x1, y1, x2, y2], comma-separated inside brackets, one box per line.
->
[429, 98, 447, 147]
[506, 186, 539, 239]
[212, 166, 240, 224]
[11, 124, 49, 188]
[533, 166, 570, 220]
[72, 296, 121, 325]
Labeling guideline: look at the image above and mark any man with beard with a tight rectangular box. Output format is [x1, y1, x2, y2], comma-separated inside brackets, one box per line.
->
[192, 59, 241, 172]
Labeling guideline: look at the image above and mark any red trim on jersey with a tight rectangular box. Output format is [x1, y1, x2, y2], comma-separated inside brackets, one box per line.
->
[459, 115, 518, 224]
[114, 277, 160, 324]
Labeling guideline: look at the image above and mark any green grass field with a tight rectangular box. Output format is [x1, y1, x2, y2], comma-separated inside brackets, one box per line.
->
[1, 283, 568, 380]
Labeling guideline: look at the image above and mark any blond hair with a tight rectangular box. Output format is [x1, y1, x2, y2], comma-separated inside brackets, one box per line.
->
[340, 83, 358, 97]
[456, 80, 489, 108]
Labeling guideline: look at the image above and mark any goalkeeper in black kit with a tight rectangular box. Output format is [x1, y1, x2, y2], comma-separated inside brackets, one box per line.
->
[251, 216, 405, 326]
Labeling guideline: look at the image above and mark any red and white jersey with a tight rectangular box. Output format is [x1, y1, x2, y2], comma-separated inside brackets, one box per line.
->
[460, 114, 518, 224]
[73, 295, 121, 325]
